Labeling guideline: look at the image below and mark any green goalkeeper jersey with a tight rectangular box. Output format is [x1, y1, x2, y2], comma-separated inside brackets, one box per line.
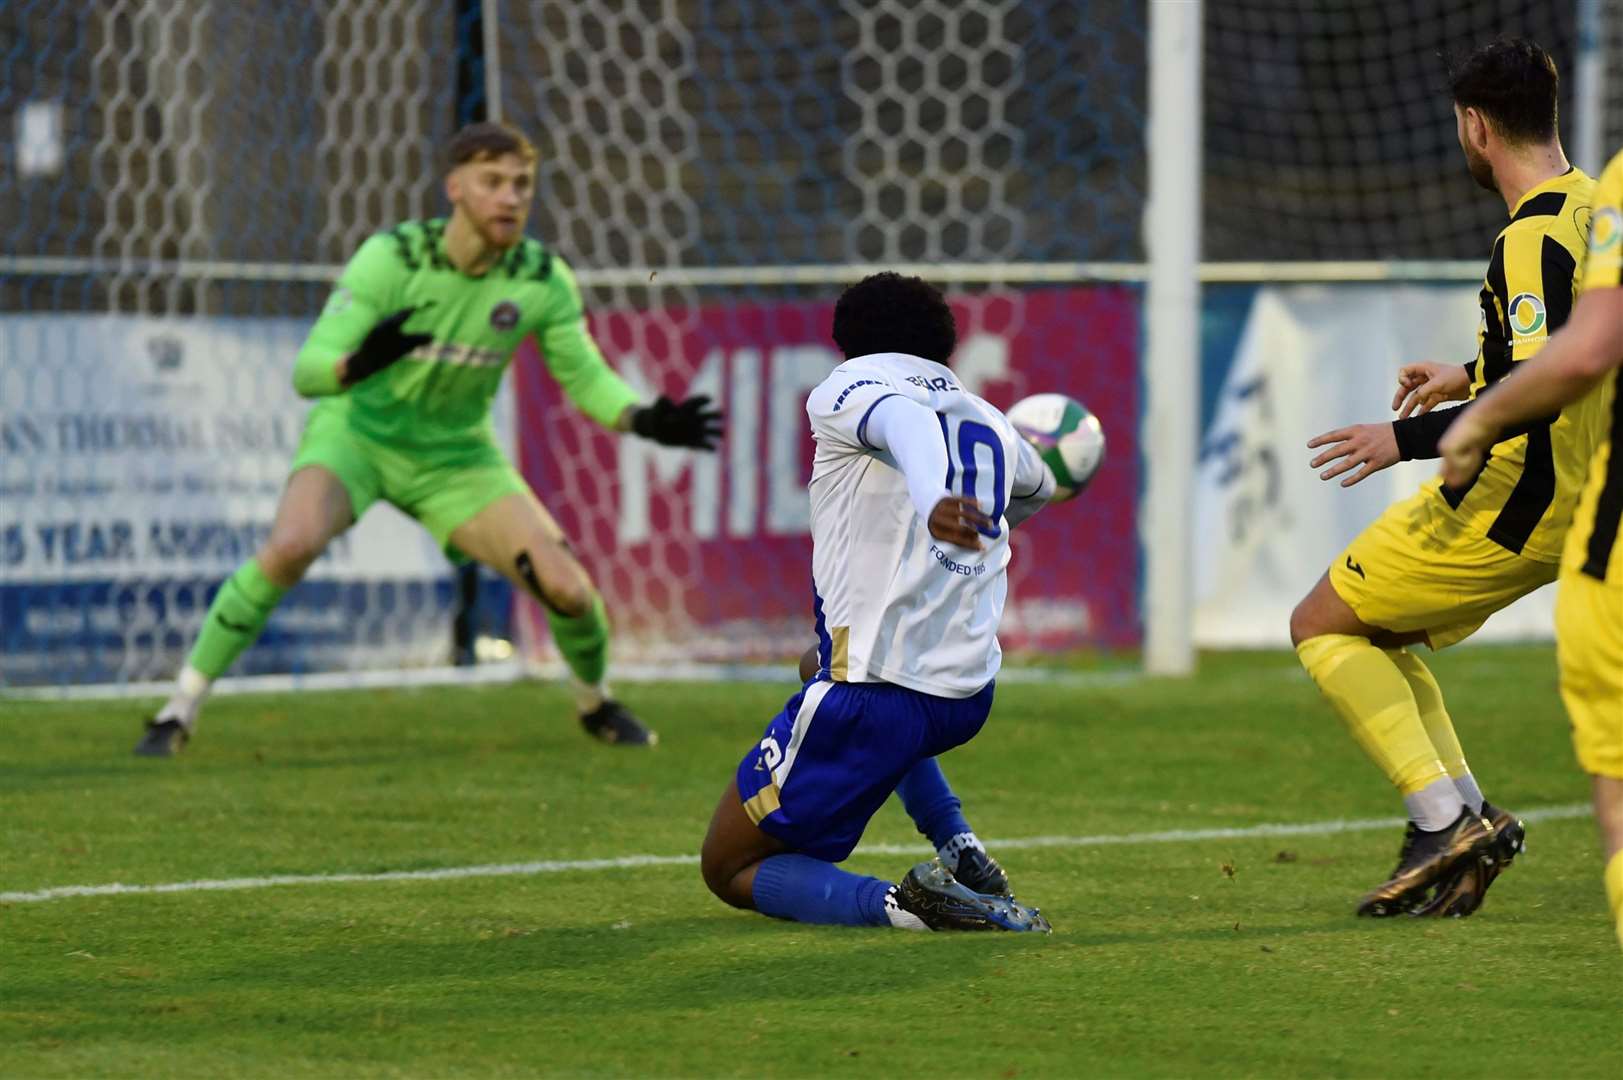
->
[293, 218, 639, 447]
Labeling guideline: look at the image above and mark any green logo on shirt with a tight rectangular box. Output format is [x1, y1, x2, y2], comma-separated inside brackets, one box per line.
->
[1508, 292, 1545, 337]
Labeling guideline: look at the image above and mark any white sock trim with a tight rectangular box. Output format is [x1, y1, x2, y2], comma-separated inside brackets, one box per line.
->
[569, 677, 609, 714]
[156, 667, 212, 731]
[156, 695, 201, 731]
[1404, 777, 1466, 832]
[937, 831, 985, 872]
[177, 666, 212, 701]
[1452, 772, 1486, 815]
[884, 886, 927, 931]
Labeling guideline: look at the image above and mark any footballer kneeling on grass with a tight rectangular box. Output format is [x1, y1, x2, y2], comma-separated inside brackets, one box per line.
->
[700, 271, 1099, 932]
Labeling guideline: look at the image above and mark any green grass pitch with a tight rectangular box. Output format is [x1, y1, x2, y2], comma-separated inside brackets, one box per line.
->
[3, 646, 1619, 1078]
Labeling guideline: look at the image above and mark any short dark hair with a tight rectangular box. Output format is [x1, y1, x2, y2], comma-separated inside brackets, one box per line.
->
[445, 121, 538, 170]
[831, 272, 957, 364]
[1446, 37, 1560, 144]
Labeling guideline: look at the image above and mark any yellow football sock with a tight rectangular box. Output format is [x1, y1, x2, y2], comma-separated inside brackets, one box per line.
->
[1606, 850, 1623, 955]
[1387, 648, 1469, 779]
[1296, 634, 1448, 795]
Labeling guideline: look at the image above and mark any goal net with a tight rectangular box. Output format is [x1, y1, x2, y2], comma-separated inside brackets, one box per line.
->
[4, 0, 1614, 689]
[493, 0, 1146, 667]
[0, 0, 501, 688]
[1195, 0, 1598, 646]
[1204, 0, 1583, 262]
[1, 0, 1148, 690]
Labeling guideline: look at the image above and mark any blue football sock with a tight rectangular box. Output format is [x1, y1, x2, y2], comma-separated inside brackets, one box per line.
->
[751, 854, 893, 927]
[895, 757, 974, 852]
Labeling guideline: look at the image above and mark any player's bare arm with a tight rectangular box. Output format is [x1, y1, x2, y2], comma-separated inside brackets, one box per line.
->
[1440, 286, 1623, 486]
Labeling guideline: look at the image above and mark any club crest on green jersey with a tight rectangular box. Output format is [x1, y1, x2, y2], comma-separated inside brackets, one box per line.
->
[490, 300, 521, 331]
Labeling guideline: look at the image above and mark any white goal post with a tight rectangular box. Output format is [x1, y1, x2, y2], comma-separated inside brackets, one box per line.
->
[1143, 0, 1202, 676]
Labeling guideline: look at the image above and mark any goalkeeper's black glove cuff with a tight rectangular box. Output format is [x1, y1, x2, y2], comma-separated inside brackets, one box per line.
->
[631, 394, 724, 451]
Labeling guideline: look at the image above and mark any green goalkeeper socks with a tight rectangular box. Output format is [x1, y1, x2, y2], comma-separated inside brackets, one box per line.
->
[191, 562, 608, 694]
[547, 591, 611, 687]
[187, 559, 289, 680]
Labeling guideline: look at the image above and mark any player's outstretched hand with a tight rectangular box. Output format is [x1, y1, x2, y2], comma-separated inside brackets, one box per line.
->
[1307, 422, 1399, 488]
[1438, 409, 1495, 488]
[632, 394, 724, 450]
[342, 307, 433, 387]
[1392, 361, 1470, 418]
[927, 495, 992, 551]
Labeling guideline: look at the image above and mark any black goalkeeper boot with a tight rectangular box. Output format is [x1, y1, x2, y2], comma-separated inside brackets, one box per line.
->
[580, 700, 658, 746]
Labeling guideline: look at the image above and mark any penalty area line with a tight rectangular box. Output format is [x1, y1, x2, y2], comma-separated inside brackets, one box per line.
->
[0, 802, 1592, 906]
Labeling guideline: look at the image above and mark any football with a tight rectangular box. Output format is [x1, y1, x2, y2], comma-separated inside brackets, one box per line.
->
[1005, 392, 1106, 501]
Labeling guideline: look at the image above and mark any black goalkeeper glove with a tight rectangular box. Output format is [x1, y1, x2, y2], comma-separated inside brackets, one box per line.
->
[631, 394, 724, 450]
[341, 307, 433, 387]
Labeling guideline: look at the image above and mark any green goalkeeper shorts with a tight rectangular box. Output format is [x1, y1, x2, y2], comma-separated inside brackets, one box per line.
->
[290, 400, 529, 559]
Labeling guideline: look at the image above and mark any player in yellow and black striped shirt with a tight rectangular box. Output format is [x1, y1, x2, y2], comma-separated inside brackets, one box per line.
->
[1291, 40, 1602, 919]
[1441, 146, 1623, 955]
[1433, 161, 1601, 560]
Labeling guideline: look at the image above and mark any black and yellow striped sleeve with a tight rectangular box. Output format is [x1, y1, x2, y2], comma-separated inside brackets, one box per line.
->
[1470, 187, 1587, 553]
[1580, 375, 1623, 582]
[1581, 152, 1623, 292]
[1474, 237, 1510, 389]
[1498, 222, 1576, 367]
[1576, 151, 1623, 581]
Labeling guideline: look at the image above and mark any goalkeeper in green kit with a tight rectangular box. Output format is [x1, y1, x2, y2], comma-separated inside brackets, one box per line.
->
[136, 122, 720, 756]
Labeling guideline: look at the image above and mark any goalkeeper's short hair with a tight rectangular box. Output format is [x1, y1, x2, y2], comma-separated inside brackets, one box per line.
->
[446, 121, 539, 169]
[831, 272, 958, 365]
[1445, 37, 1560, 145]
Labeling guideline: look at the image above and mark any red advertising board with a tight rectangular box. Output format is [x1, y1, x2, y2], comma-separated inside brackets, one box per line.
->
[513, 286, 1139, 663]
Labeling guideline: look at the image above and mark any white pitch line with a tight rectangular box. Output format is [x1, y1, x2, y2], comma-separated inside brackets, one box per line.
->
[0, 803, 1592, 906]
[0, 661, 1138, 702]
[857, 802, 1594, 854]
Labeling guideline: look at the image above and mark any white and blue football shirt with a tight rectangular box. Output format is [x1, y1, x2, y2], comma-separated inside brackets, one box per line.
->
[804, 351, 1053, 698]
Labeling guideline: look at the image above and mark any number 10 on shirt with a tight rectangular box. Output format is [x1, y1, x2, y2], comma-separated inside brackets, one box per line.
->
[939, 415, 1007, 538]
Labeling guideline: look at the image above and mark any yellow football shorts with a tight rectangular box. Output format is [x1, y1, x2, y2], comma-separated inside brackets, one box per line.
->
[1329, 487, 1558, 650]
[1555, 570, 1623, 778]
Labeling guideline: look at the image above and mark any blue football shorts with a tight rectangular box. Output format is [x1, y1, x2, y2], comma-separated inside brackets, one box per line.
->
[734, 677, 995, 862]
